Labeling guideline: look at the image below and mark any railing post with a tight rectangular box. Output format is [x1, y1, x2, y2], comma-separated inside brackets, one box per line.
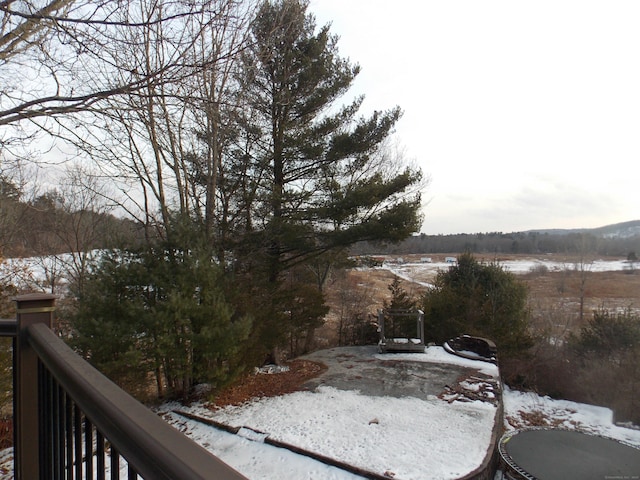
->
[14, 293, 56, 480]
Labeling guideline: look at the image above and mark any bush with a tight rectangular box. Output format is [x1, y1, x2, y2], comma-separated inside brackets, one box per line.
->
[341, 313, 379, 346]
[513, 307, 640, 424]
[571, 307, 640, 359]
[72, 229, 252, 400]
[382, 278, 419, 339]
[420, 252, 532, 358]
[528, 264, 549, 276]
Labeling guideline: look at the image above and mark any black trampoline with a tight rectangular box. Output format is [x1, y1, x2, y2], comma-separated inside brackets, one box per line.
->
[499, 428, 640, 480]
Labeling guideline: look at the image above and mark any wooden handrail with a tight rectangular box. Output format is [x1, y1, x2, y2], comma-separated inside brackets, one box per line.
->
[27, 322, 247, 480]
[6, 294, 247, 480]
[0, 319, 17, 337]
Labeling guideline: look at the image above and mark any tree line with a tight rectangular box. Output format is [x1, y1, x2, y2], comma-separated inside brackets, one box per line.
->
[353, 230, 640, 257]
[0, 0, 423, 400]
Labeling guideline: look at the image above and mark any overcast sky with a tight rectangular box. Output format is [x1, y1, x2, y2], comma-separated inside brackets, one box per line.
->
[309, 0, 640, 234]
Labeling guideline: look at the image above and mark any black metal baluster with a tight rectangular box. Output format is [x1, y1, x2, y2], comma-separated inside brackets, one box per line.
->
[65, 394, 73, 480]
[85, 417, 93, 479]
[96, 430, 105, 480]
[52, 379, 60, 480]
[37, 361, 45, 479]
[110, 446, 120, 480]
[58, 384, 66, 479]
[39, 361, 53, 479]
[127, 463, 137, 479]
[74, 406, 82, 480]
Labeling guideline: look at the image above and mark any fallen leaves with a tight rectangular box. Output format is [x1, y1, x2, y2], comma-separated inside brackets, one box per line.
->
[209, 360, 327, 409]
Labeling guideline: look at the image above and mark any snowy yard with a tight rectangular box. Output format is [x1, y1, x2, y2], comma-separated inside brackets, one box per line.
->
[164, 348, 501, 480]
[157, 348, 640, 480]
[0, 346, 639, 479]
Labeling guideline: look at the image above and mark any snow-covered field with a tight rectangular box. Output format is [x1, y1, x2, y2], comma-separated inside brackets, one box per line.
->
[0, 252, 101, 294]
[381, 257, 635, 288]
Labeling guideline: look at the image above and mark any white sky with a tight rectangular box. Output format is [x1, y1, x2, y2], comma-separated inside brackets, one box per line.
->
[309, 0, 640, 234]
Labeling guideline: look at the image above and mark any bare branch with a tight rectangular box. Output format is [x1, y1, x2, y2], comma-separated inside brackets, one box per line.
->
[1, 1, 216, 28]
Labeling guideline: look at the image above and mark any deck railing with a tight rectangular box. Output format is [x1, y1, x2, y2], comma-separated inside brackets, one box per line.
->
[1, 293, 247, 480]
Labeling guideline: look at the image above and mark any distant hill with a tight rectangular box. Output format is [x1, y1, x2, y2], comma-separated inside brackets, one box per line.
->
[525, 220, 640, 238]
[352, 220, 640, 256]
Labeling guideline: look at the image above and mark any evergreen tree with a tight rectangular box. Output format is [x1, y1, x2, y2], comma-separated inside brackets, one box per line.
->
[280, 277, 329, 356]
[571, 307, 640, 361]
[237, 0, 423, 282]
[212, 0, 424, 361]
[72, 217, 252, 399]
[70, 250, 151, 395]
[0, 261, 17, 414]
[421, 252, 532, 357]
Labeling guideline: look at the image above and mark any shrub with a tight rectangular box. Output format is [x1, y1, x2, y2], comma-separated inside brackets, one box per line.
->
[72, 232, 252, 400]
[382, 277, 419, 339]
[571, 307, 640, 360]
[420, 252, 532, 357]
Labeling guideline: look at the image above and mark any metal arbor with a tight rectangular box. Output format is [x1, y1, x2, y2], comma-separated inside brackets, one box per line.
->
[377, 309, 425, 353]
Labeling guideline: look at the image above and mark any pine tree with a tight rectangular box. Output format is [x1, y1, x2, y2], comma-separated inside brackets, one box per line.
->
[237, 0, 423, 282]
[0, 260, 17, 413]
[421, 253, 532, 356]
[70, 251, 152, 396]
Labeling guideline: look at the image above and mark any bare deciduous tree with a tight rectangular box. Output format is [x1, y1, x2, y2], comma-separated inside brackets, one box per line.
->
[1, 0, 212, 124]
[45, 0, 257, 242]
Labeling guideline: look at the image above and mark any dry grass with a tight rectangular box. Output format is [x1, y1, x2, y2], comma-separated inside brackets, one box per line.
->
[523, 267, 640, 338]
[524, 269, 640, 307]
[208, 360, 327, 408]
[318, 254, 640, 346]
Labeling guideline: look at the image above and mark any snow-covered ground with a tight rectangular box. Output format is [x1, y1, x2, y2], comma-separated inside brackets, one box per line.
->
[165, 389, 496, 480]
[496, 258, 635, 274]
[164, 347, 500, 480]
[155, 348, 640, 480]
[0, 252, 101, 294]
[382, 257, 635, 289]
[502, 387, 640, 447]
[0, 348, 638, 479]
